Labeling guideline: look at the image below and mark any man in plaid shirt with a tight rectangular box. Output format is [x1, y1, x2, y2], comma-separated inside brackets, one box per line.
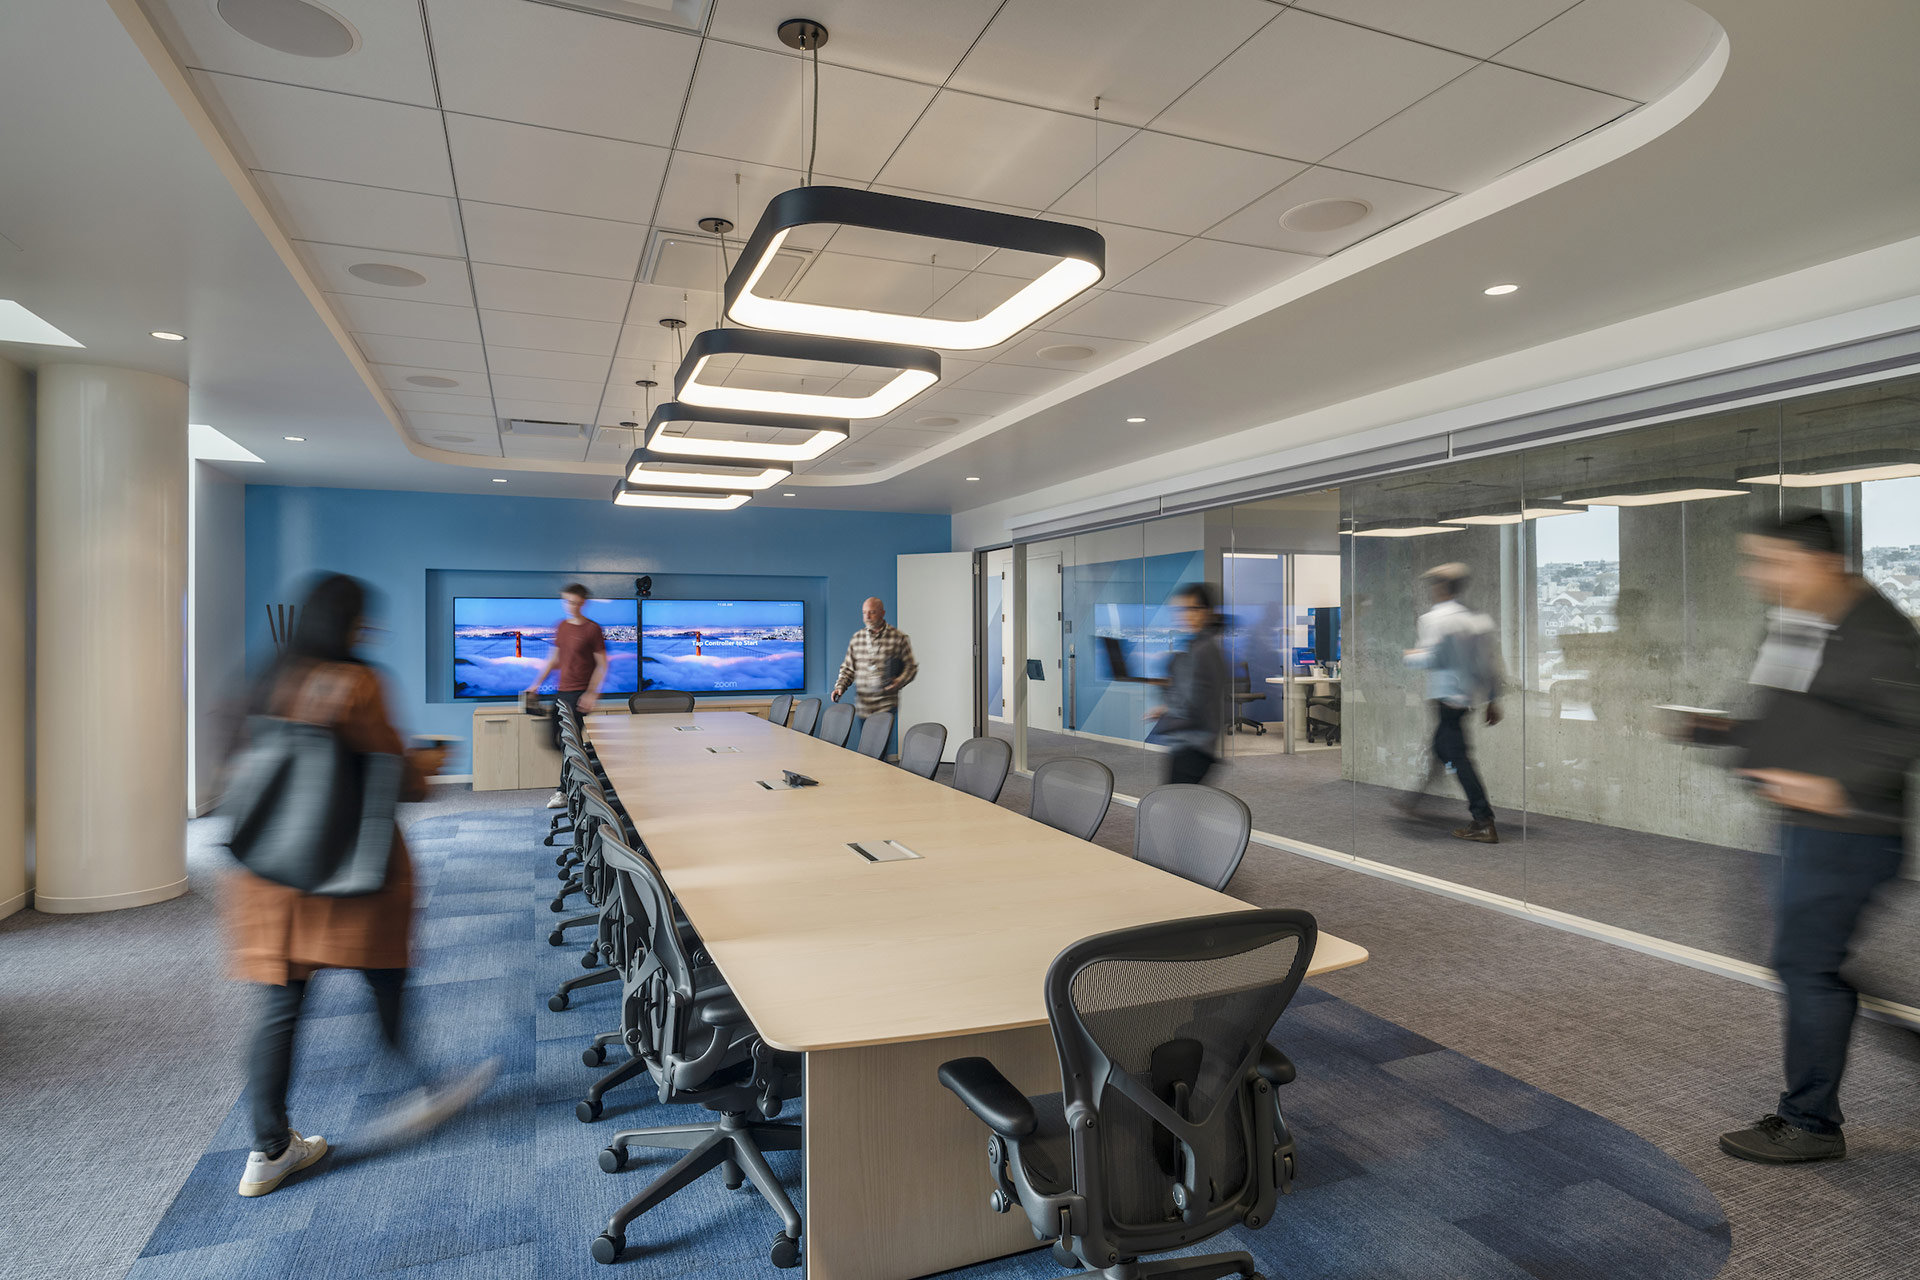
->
[831, 597, 918, 751]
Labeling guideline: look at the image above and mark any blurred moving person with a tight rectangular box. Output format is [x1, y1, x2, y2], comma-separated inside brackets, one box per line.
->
[224, 574, 497, 1197]
[1149, 582, 1229, 785]
[521, 583, 607, 808]
[1402, 563, 1505, 843]
[1678, 512, 1920, 1165]
[831, 596, 917, 753]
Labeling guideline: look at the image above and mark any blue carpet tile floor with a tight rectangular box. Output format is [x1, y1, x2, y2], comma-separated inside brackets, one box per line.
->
[133, 808, 1731, 1280]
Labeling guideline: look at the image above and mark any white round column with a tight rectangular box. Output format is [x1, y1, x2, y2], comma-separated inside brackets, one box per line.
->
[34, 364, 189, 913]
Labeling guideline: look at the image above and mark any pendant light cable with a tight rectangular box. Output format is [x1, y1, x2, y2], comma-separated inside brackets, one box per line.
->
[805, 42, 820, 187]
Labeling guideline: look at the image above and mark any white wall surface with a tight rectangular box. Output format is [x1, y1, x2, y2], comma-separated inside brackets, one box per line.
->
[895, 552, 974, 762]
[0, 355, 30, 918]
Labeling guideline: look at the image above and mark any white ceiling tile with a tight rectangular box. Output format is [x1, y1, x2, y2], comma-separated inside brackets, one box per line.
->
[878, 91, 1134, 210]
[1050, 291, 1216, 343]
[675, 42, 935, 183]
[391, 387, 496, 416]
[654, 153, 845, 249]
[330, 293, 481, 343]
[905, 386, 1031, 418]
[1293, 0, 1582, 59]
[147, 0, 439, 105]
[297, 243, 474, 307]
[490, 346, 617, 382]
[460, 202, 649, 278]
[256, 173, 466, 257]
[1496, 0, 1724, 103]
[354, 334, 489, 372]
[371, 364, 489, 397]
[995, 329, 1147, 370]
[470, 264, 633, 323]
[1325, 63, 1634, 192]
[479, 309, 621, 357]
[1115, 240, 1318, 306]
[921, 270, 1041, 324]
[1151, 9, 1473, 161]
[444, 115, 668, 224]
[951, 0, 1280, 127]
[850, 428, 940, 456]
[489, 374, 607, 405]
[704, 0, 1002, 83]
[586, 426, 640, 462]
[1205, 164, 1452, 254]
[496, 398, 599, 422]
[1042, 219, 1188, 286]
[788, 253, 972, 314]
[614, 326, 687, 367]
[1051, 131, 1305, 235]
[954, 363, 1079, 396]
[421, 0, 699, 145]
[191, 71, 452, 195]
[887, 406, 987, 432]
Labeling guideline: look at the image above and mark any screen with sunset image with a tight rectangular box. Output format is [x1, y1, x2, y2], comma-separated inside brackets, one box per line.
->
[452, 597, 638, 699]
[640, 599, 806, 694]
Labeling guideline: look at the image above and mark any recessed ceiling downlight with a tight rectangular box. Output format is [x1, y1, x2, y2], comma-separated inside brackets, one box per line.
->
[349, 262, 428, 288]
[1036, 343, 1096, 362]
[407, 375, 459, 388]
[216, 0, 358, 58]
[1278, 198, 1372, 233]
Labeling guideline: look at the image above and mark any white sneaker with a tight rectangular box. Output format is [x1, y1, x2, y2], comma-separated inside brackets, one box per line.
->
[237, 1130, 328, 1197]
[546, 791, 566, 809]
[357, 1057, 501, 1150]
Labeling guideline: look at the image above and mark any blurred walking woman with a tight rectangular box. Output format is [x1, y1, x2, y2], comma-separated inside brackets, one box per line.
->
[222, 575, 482, 1196]
[1150, 582, 1229, 785]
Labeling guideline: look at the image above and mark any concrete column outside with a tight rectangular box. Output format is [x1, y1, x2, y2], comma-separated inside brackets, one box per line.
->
[34, 363, 188, 913]
[0, 355, 30, 919]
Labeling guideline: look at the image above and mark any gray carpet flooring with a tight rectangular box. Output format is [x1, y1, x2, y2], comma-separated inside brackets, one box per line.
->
[4, 777, 1917, 1279]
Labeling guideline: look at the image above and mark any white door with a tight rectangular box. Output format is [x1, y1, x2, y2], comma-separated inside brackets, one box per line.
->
[896, 551, 974, 762]
[1026, 552, 1063, 732]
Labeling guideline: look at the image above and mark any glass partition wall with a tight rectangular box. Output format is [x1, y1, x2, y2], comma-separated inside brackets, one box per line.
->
[1001, 373, 1920, 1015]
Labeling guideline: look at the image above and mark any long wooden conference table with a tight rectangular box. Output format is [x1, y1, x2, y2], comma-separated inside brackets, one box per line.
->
[589, 711, 1368, 1280]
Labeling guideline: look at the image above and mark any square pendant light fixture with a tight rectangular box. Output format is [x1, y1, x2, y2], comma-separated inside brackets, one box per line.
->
[1440, 502, 1586, 526]
[1737, 450, 1920, 487]
[674, 327, 939, 420]
[1351, 520, 1466, 538]
[624, 449, 789, 491]
[643, 402, 849, 464]
[1561, 479, 1748, 506]
[611, 479, 752, 511]
[723, 186, 1104, 350]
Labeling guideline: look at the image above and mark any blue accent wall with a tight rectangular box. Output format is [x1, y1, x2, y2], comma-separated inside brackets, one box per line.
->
[245, 486, 950, 771]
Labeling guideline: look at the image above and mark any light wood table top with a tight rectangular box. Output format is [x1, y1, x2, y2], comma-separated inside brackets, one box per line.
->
[590, 712, 1367, 1054]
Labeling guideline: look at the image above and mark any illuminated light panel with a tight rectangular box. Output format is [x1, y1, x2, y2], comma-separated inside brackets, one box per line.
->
[611, 479, 751, 511]
[1224, 552, 1279, 559]
[1738, 452, 1920, 487]
[1483, 283, 1519, 296]
[1563, 480, 1747, 507]
[624, 450, 788, 490]
[1440, 504, 1586, 525]
[674, 327, 939, 421]
[724, 186, 1104, 350]
[0, 300, 83, 347]
[1351, 522, 1467, 538]
[643, 402, 849, 464]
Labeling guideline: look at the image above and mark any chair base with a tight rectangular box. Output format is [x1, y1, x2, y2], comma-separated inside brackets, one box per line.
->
[1064, 1250, 1261, 1280]
[594, 1112, 803, 1267]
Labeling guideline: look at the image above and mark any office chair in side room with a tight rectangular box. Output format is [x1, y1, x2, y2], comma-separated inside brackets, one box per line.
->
[1304, 683, 1340, 745]
[897, 722, 947, 779]
[953, 735, 1013, 804]
[855, 708, 894, 758]
[592, 832, 804, 1269]
[766, 693, 794, 727]
[630, 689, 695, 714]
[1134, 785, 1253, 892]
[789, 697, 821, 736]
[1231, 663, 1266, 736]
[815, 699, 855, 748]
[1030, 757, 1115, 841]
[939, 909, 1318, 1280]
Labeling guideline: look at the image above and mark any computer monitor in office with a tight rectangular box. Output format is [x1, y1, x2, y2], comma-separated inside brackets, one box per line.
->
[1309, 606, 1341, 663]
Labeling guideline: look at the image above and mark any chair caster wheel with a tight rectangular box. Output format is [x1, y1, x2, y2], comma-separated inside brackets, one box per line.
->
[579, 951, 599, 970]
[598, 1145, 627, 1173]
[548, 929, 566, 946]
[548, 899, 566, 914]
[770, 1232, 801, 1269]
[1052, 1241, 1078, 1268]
[549, 993, 570, 1012]
[591, 1232, 624, 1264]
[582, 1044, 607, 1067]
[722, 1159, 743, 1190]
[576, 1097, 603, 1122]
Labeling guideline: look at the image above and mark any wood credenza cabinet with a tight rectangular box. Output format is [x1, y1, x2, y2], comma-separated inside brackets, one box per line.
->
[468, 697, 776, 791]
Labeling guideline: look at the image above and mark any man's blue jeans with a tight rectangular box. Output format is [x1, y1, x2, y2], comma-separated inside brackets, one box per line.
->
[1771, 823, 1903, 1133]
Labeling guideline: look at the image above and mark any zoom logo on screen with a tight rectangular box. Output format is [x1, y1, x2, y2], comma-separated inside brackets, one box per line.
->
[714, 681, 739, 689]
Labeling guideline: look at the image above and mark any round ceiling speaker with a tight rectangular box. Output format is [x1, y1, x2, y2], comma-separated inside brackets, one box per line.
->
[914, 415, 960, 427]
[1278, 198, 1372, 233]
[407, 375, 459, 388]
[349, 262, 428, 287]
[216, 0, 358, 58]
[1036, 343, 1097, 362]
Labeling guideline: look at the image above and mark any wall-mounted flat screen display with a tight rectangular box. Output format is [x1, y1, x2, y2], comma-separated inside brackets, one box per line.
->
[453, 597, 638, 699]
[640, 599, 805, 694]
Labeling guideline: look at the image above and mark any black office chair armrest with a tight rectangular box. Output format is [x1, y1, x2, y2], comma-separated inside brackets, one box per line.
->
[697, 993, 747, 1028]
[938, 1057, 1037, 1139]
[1257, 1042, 1296, 1087]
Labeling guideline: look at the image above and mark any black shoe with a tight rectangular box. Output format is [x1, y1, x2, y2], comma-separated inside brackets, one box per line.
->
[1450, 821, 1499, 844]
[1718, 1114, 1846, 1164]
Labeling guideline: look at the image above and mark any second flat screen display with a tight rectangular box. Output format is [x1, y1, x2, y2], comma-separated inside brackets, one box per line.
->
[640, 599, 805, 694]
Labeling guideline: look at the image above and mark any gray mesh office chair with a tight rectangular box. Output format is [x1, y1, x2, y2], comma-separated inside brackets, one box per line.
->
[629, 689, 694, 714]
[897, 722, 947, 779]
[1134, 785, 1252, 892]
[940, 909, 1317, 1280]
[953, 735, 1013, 803]
[1230, 663, 1266, 735]
[767, 693, 794, 727]
[790, 697, 821, 735]
[1030, 757, 1115, 841]
[815, 699, 855, 747]
[855, 709, 894, 758]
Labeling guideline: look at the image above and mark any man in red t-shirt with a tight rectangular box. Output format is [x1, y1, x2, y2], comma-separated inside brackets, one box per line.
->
[522, 583, 608, 807]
